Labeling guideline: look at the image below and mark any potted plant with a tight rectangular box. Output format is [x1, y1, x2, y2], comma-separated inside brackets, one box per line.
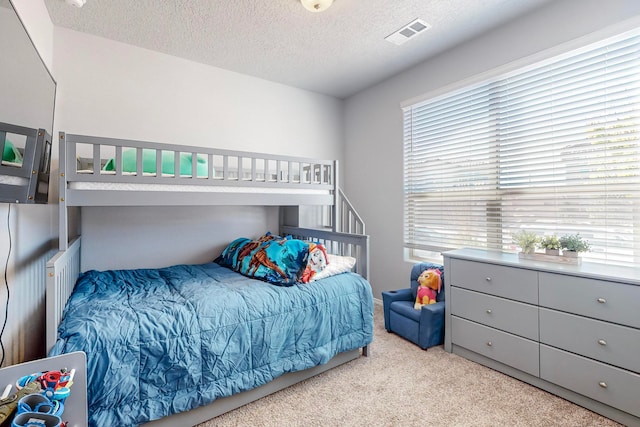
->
[559, 233, 591, 257]
[539, 235, 561, 256]
[513, 230, 540, 254]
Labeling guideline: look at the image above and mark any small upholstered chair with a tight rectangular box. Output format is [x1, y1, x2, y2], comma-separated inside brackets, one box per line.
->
[382, 262, 445, 350]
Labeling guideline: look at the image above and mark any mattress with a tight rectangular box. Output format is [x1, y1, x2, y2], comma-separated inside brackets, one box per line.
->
[49, 262, 374, 426]
[0, 175, 28, 186]
[0, 161, 28, 185]
[68, 180, 329, 194]
[70, 169, 330, 194]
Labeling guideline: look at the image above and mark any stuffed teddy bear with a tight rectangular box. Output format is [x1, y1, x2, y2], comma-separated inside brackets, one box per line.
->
[414, 269, 442, 309]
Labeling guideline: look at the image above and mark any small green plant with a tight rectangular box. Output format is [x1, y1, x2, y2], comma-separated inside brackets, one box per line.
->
[513, 230, 540, 254]
[539, 235, 561, 250]
[559, 233, 591, 253]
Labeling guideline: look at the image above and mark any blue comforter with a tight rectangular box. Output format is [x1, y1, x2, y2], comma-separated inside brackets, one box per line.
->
[50, 262, 374, 426]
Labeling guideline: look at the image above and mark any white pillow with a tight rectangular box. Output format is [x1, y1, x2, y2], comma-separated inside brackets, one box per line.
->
[309, 254, 356, 282]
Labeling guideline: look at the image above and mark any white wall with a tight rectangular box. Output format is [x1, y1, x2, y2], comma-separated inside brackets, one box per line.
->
[1, 0, 56, 366]
[80, 206, 280, 271]
[11, 0, 54, 70]
[344, 0, 640, 298]
[53, 27, 343, 159]
[0, 5, 55, 133]
[52, 27, 345, 270]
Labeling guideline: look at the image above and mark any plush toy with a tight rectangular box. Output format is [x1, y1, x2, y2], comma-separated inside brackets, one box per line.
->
[414, 269, 442, 309]
[300, 243, 329, 283]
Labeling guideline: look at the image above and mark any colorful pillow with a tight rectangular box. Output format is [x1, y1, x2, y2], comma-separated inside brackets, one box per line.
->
[309, 254, 356, 282]
[216, 233, 359, 285]
[217, 233, 310, 286]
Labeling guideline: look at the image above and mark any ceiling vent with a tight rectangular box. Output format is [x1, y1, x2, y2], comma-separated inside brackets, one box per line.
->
[385, 18, 431, 46]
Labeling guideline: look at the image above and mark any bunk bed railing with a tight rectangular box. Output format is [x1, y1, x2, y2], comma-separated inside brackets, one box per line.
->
[58, 132, 340, 249]
[46, 237, 81, 352]
[0, 122, 51, 204]
[281, 226, 370, 281]
[61, 132, 335, 190]
[333, 188, 365, 235]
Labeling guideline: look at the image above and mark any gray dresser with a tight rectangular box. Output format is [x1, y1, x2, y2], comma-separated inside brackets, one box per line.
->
[443, 248, 640, 427]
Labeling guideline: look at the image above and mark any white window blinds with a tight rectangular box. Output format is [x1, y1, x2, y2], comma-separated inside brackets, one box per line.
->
[403, 30, 640, 266]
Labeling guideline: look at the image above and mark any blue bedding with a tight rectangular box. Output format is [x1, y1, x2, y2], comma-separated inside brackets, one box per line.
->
[49, 262, 374, 426]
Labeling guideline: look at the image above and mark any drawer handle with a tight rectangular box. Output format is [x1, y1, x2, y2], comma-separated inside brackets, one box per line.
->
[597, 297, 606, 304]
[599, 381, 608, 389]
[598, 339, 607, 346]
[486, 309, 493, 314]
[487, 341, 493, 347]
[485, 277, 492, 282]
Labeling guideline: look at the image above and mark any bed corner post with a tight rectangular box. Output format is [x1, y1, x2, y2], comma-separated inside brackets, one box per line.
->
[59, 132, 68, 251]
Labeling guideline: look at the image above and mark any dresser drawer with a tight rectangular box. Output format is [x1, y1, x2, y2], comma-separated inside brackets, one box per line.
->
[449, 259, 538, 304]
[452, 316, 539, 376]
[539, 272, 640, 328]
[540, 345, 640, 417]
[540, 308, 640, 374]
[451, 287, 538, 340]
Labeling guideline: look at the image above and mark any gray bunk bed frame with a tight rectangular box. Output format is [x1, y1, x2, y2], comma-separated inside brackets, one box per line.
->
[47, 131, 370, 426]
[0, 121, 51, 204]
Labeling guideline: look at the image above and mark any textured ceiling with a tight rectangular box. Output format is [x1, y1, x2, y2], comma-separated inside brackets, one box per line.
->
[43, 0, 552, 98]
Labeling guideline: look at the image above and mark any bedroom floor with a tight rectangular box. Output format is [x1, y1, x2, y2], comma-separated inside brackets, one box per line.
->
[197, 302, 621, 426]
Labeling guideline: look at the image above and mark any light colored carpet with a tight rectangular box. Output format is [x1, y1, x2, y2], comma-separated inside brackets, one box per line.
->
[197, 303, 621, 427]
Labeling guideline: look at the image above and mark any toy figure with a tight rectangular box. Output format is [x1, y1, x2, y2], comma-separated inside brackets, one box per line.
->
[300, 243, 329, 283]
[414, 269, 442, 309]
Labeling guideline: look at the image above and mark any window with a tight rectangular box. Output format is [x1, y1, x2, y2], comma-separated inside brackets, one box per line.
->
[403, 30, 640, 266]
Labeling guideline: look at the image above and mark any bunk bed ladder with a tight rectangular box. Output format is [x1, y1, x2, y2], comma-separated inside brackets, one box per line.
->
[333, 188, 365, 235]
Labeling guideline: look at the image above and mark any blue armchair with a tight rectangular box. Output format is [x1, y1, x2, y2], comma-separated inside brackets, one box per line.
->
[382, 262, 445, 350]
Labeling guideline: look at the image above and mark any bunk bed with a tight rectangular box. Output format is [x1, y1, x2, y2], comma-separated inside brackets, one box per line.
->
[0, 121, 51, 204]
[46, 132, 373, 427]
